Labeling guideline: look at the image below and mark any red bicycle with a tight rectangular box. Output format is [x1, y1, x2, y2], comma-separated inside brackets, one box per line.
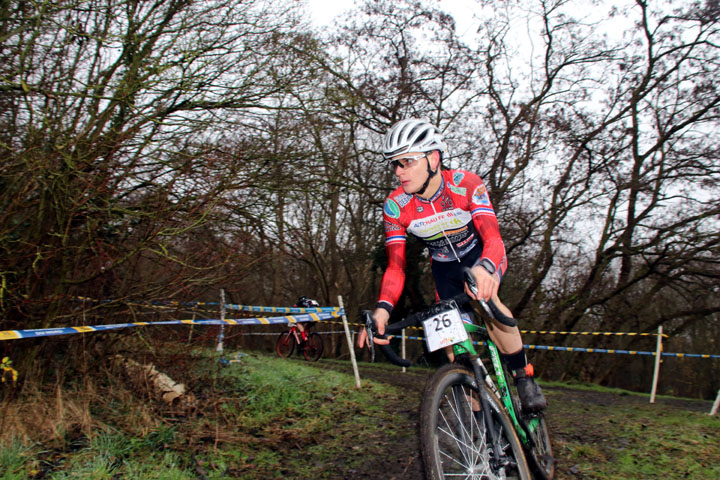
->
[275, 324, 324, 361]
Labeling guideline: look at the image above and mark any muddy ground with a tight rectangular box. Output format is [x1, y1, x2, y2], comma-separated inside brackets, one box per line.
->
[315, 361, 714, 480]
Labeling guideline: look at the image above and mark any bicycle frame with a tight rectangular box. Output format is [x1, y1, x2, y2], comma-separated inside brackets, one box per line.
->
[451, 322, 541, 447]
[364, 274, 553, 478]
[285, 325, 308, 344]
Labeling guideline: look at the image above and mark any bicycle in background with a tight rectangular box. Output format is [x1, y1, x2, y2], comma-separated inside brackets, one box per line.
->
[276, 323, 324, 362]
[364, 268, 554, 480]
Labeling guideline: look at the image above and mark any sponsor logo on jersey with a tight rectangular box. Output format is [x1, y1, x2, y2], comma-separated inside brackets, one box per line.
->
[452, 171, 465, 185]
[471, 185, 490, 206]
[448, 185, 467, 196]
[440, 191, 454, 210]
[384, 198, 401, 219]
[457, 233, 475, 248]
[394, 192, 412, 208]
[407, 208, 472, 239]
[384, 221, 402, 232]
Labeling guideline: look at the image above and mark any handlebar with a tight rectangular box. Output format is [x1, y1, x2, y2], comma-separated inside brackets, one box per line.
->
[463, 267, 517, 328]
[362, 267, 518, 368]
[362, 310, 411, 367]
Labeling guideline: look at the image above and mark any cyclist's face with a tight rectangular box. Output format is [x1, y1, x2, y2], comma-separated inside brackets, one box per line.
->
[391, 152, 430, 194]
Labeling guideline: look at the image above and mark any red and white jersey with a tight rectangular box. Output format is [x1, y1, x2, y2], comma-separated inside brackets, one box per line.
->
[378, 169, 507, 310]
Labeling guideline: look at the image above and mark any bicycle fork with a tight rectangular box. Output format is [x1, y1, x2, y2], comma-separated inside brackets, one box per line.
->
[468, 355, 516, 474]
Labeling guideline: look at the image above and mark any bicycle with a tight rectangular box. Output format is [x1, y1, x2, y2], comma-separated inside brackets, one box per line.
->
[363, 268, 554, 480]
[275, 322, 324, 362]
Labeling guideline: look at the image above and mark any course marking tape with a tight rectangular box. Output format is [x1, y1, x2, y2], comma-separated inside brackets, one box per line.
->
[336, 320, 667, 338]
[522, 330, 669, 338]
[386, 335, 719, 359]
[0, 312, 341, 341]
[73, 297, 342, 315]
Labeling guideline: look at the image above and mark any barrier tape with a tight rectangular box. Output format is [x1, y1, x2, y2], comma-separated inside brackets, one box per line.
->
[325, 319, 668, 338]
[380, 335, 720, 359]
[239, 331, 346, 336]
[75, 297, 666, 338]
[0, 312, 342, 341]
[224, 304, 342, 314]
[74, 296, 341, 315]
[525, 344, 720, 359]
[4, 303, 714, 358]
[522, 330, 669, 338]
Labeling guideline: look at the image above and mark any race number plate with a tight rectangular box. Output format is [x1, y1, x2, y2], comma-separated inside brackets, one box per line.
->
[422, 307, 468, 352]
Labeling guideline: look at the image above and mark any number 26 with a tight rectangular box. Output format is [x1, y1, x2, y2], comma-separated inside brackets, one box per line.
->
[434, 314, 452, 331]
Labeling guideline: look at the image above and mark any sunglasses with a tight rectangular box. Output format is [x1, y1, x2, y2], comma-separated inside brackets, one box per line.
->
[389, 153, 427, 170]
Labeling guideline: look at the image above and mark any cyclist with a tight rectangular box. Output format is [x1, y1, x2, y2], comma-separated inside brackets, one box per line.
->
[294, 296, 320, 341]
[358, 118, 547, 413]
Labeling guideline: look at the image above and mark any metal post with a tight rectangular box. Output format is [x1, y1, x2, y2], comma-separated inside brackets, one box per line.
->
[338, 295, 361, 388]
[216, 289, 226, 353]
[649, 325, 663, 403]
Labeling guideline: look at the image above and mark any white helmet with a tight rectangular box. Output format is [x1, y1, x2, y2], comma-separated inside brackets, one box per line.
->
[382, 118, 447, 160]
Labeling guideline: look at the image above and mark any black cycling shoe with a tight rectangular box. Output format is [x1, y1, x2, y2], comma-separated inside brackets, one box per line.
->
[513, 364, 548, 413]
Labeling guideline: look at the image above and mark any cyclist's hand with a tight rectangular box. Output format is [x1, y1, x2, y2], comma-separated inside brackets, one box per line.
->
[465, 265, 499, 301]
[356, 308, 391, 348]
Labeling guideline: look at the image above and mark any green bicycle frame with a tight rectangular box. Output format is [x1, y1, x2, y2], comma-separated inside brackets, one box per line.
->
[450, 322, 541, 445]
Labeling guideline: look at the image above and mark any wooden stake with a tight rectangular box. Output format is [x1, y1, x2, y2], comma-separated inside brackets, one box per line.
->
[710, 389, 720, 416]
[216, 289, 225, 353]
[338, 295, 361, 388]
[649, 325, 663, 403]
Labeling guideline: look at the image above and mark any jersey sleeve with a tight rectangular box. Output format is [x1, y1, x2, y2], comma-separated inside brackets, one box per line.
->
[464, 173, 508, 278]
[377, 197, 407, 312]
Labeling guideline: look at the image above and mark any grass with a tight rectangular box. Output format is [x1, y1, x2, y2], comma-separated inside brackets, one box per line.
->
[1, 349, 410, 479]
[1, 347, 718, 479]
[543, 382, 720, 479]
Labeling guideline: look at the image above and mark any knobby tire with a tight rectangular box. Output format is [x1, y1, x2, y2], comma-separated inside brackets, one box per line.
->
[275, 331, 295, 358]
[524, 414, 554, 480]
[302, 332, 324, 361]
[420, 364, 531, 480]
[502, 366, 555, 480]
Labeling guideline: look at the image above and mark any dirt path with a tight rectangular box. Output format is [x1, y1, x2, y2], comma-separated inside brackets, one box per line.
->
[318, 360, 713, 480]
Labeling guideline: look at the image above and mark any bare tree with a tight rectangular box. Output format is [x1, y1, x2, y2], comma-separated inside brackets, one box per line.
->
[449, 0, 720, 387]
[0, 0, 315, 333]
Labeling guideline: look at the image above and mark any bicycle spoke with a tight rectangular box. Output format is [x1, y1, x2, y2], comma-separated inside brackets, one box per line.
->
[436, 386, 496, 478]
[422, 366, 531, 480]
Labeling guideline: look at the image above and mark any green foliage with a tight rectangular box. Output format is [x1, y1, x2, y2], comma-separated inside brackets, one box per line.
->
[0, 438, 33, 480]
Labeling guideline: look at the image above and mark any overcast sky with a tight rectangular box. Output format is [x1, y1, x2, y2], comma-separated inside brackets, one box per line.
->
[307, 0, 480, 37]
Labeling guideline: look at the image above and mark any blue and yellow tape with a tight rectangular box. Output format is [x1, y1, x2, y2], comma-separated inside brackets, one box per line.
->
[0, 311, 342, 341]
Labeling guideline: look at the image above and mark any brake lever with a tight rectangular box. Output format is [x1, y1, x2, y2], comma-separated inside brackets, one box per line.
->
[463, 266, 492, 313]
[362, 310, 376, 363]
[463, 267, 479, 297]
[462, 266, 517, 327]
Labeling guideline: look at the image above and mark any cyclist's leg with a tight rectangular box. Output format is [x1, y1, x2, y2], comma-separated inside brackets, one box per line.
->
[482, 294, 547, 412]
[483, 293, 523, 354]
[434, 255, 547, 413]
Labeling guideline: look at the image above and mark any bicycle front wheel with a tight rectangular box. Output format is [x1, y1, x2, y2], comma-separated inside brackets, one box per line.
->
[302, 332, 324, 361]
[420, 364, 531, 480]
[275, 331, 295, 358]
